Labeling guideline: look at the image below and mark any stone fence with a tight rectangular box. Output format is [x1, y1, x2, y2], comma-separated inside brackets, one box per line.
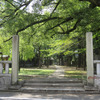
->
[0, 61, 12, 90]
[0, 61, 12, 74]
[94, 60, 100, 87]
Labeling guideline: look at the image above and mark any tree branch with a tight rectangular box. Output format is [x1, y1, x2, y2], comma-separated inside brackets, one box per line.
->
[66, 19, 81, 34]
[5, 0, 17, 8]
[45, 17, 73, 32]
[30, 22, 47, 38]
[59, 25, 65, 33]
[16, 17, 62, 35]
[14, 0, 33, 12]
[3, 37, 12, 42]
[0, 0, 32, 27]
[50, 0, 61, 17]
[57, 19, 81, 34]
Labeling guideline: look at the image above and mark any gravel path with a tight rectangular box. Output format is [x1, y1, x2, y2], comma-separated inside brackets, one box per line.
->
[48, 65, 65, 78]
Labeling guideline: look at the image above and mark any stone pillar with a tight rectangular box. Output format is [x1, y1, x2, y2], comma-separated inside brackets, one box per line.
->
[12, 35, 19, 84]
[0, 63, 3, 74]
[86, 32, 94, 85]
[5, 63, 9, 74]
[97, 63, 100, 75]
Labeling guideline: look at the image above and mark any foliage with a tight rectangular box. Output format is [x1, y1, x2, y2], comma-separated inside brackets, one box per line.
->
[47, 34, 78, 56]
[0, 33, 12, 59]
[0, 0, 100, 63]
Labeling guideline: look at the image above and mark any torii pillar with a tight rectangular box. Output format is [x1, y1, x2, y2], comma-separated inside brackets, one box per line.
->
[86, 32, 94, 85]
[12, 35, 19, 84]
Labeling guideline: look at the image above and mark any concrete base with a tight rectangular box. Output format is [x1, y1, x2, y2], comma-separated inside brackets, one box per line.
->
[8, 85, 22, 90]
[0, 75, 11, 90]
[84, 86, 98, 91]
[94, 75, 100, 89]
[8, 80, 24, 90]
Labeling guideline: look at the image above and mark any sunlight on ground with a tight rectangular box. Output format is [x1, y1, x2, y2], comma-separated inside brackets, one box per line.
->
[19, 68, 55, 75]
[8, 68, 55, 75]
[64, 66, 87, 79]
[8, 65, 87, 80]
[18, 68, 55, 80]
[8, 68, 55, 80]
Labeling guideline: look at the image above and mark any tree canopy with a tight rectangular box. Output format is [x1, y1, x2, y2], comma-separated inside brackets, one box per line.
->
[0, 0, 100, 67]
[0, 0, 100, 35]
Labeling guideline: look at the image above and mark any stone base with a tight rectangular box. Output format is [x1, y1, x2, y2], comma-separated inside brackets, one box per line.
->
[84, 85, 98, 91]
[9, 85, 22, 90]
[8, 80, 24, 90]
[0, 75, 11, 90]
[94, 75, 100, 89]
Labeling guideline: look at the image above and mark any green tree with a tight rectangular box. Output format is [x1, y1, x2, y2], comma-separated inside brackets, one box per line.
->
[0, 0, 100, 68]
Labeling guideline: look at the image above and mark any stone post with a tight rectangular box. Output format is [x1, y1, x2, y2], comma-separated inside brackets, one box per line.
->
[12, 35, 19, 84]
[97, 63, 100, 75]
[86, 32, 94, 85]
[0, 63, 3, 73]
[5, 63, 9, 74]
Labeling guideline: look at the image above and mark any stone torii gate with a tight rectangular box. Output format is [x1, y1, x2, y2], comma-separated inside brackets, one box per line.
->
[12, 33, 99, 86]
[1, 33, 99, 86]
[7, 34, 99, 85]
[12, 33, 96, 86]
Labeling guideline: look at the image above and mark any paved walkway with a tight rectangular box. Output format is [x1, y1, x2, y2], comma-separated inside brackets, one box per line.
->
[48, 65, 65, 78]
[0, 92, 100, 100]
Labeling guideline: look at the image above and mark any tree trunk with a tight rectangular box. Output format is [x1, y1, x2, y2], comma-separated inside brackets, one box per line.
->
[38, 46, 41, 68]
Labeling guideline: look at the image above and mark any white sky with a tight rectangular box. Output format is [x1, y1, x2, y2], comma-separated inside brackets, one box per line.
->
[14, 0, 53, 14]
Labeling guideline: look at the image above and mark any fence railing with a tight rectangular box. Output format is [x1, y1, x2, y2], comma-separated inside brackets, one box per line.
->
[0, 61, 12, 74]
[94, 60, 100, 75]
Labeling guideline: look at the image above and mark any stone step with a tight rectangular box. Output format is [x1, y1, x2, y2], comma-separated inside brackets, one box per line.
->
[84, 86, 99, 91]
[25, 79, 82, 83]
[20, 86, 85, 93]
[23, 83, 84, 87]
[20, 78, 86, 93]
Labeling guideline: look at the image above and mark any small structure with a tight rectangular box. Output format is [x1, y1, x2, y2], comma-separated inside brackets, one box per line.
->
[0, 61, 12, 74]
[94, 60, 100, 88]
[0, 53, 10, 73]
[0, 35, 20, 90]
[0, 55, 10, 61]
[0, 52, 12, 89]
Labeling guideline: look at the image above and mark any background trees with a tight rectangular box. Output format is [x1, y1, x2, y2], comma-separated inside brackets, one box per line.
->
[0, 0, 100, 69]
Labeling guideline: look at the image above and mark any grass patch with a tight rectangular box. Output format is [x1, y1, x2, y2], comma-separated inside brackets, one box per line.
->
[8, 68, 55, 75]
[8, 68, 55, 80]
[65, 70, 87, 79]
[19, 68, 55, 75]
